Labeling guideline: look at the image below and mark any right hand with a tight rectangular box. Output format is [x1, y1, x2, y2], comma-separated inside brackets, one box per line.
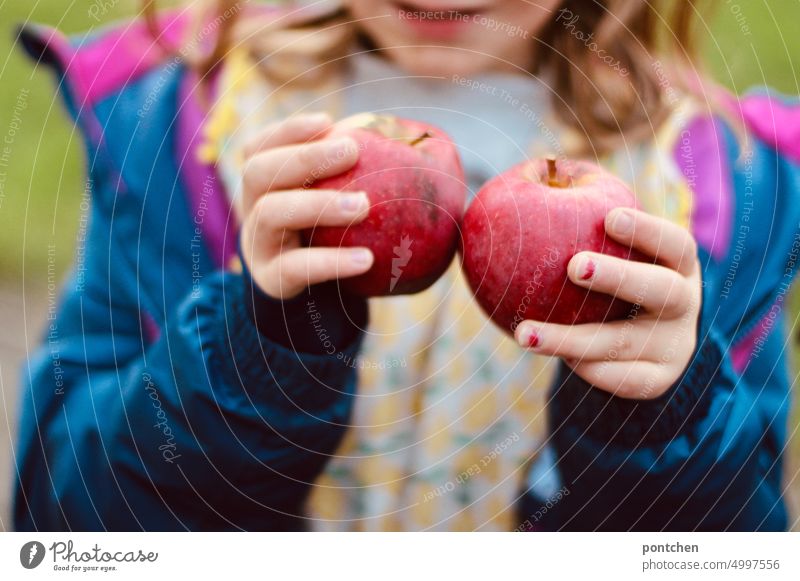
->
[239, 113, 374, 300]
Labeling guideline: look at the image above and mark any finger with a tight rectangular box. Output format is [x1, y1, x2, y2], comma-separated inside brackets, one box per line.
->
[564, 359, 670, 399]
[242, 137, 360, 210]
[251, 189, 369, 237]
[515, 318, 652, 362]
[567, 252, 693, 317]
[256, 246, 374, 299]
[242, 112, 333, 159]
[605, 208, 698, 276]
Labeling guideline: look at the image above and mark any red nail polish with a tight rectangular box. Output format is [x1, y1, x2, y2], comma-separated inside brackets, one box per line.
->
[580, 259, 596, 281]
[527, 331, 540, 348]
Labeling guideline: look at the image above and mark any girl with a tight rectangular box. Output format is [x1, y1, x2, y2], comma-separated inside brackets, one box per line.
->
[15, 0, 800, 531]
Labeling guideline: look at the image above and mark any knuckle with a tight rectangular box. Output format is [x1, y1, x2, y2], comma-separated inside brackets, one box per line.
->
[671, 230, 697, 269]
[284, 198, 302, 221]
[243, 123, 280, 158]
[619, 368, 657, 398]
[614, 382, 638, 399]
[643, 226, 662, 249]
[679, 239, 698, 269]
[243, 155, 277, 194]
[566, 333, 592, 360]
[613, 330, 633, 358]
[620, 332, 633, 356]
[658, 278, 680, 310]
[241, 138, 259, 160]
[684, 232, 699, 257]
[252, 193, 272, 215]
[252, 195, 276, 226]
[279, 260, 302, 290]
[241, 141, 256, 160]
[259, 262, 278, 288]
[297, 143, 321, 167]
[581, 364, 607, 390]
[242, 137, 263, 160]
[623, 381, 656, 399]
[242, 161, 260, 195]
[614, 263, 632, 291]
[685, 334, 698, 359]
[675, 254, 693, 274]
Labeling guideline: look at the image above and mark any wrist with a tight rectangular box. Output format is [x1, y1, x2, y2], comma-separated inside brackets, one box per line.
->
[217, 272, 362, 413]
[237, 240, 367, 354]
[551, 282, 719, 446]
[552, 331, 721, 446]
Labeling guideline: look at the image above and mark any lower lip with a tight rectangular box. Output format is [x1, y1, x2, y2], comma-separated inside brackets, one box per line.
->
[395, 5, 476, 40]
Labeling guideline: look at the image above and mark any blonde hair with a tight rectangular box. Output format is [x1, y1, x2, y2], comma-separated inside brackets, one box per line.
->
[143, 0, 715, 154]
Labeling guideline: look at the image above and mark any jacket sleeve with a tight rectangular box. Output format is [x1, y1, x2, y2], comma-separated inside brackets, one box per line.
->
[15, 163, 365, 531]
[538, 107, 800, 532]
[13, 39, 365, 531]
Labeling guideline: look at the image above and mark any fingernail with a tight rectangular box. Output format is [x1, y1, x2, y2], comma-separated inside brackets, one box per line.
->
[578, 257, 596, 281]
[326, 137, 357, 158]
[351, 248, 372, 266]
[339, 192, 367, 213]
[517, 324, 541, 349]
[613, 210, 633, 235]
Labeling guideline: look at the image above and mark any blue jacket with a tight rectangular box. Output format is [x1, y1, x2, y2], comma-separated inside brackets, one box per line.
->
[14, 17, 800, 531]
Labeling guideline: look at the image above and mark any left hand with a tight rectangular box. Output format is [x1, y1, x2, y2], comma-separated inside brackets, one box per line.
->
[515, 208, 702, 399]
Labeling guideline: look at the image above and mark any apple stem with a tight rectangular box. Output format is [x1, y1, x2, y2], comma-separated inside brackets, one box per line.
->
[546, 156, 559, 187]
[409, 131, 432, 147]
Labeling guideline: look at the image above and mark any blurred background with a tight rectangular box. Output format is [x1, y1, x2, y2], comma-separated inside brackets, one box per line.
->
[1, 0, 799, 531]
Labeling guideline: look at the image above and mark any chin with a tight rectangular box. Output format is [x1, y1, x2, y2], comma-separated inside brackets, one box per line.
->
[385, 47, 493, 77]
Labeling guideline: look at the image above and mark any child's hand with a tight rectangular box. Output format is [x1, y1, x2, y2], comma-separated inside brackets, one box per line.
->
[238, 113, 373, 300]
[515, 209, 702, 399]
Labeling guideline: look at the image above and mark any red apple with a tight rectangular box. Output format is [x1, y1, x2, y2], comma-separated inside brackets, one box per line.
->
[461, 157, 646, 334]
[303, 113, 466, 296]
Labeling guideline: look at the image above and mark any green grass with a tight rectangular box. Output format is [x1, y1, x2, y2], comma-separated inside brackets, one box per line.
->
[1, 1, 799, 278]
[706, 0, 800, 95]
[1, 0, 799, 278]
[0, 0, 137, 279]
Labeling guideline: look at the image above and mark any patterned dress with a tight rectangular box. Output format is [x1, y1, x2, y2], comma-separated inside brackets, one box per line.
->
[202, 48, 693, 531]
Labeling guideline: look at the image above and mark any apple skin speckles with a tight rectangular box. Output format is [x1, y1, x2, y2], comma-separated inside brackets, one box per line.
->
[303, 113, 466, 297]
[460, 157, 646, 335]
